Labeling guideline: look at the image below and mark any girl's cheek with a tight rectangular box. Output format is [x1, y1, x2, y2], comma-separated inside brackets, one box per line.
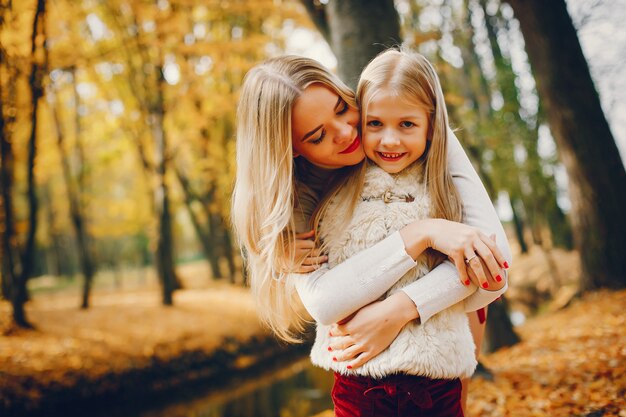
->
[362, 135, 374, 154]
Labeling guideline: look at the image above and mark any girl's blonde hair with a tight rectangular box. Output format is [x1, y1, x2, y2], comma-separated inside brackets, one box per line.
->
[357, 48, 463, 267]
[232, 55, 363, 342]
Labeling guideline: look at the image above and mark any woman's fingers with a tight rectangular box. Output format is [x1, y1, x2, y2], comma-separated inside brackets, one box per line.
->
[329, 336, 354, 351]
[479, 232, 508, 269]
[295, 240, 316, 252]
[298, 248, 323, 258]
[345, 350, 376, 370]
[295, 265, 321, 273]
[451, 252, 471, 286]
[465, 246, 488, 289]
[472, 238, 503, 282]
[333, 343, 365, 362]
[295, 230, 315, 240]
[330, 323, 342, 336]
[301, 255, 328, 266]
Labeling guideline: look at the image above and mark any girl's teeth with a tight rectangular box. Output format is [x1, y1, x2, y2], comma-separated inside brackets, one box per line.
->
[381, 152, 402, 158]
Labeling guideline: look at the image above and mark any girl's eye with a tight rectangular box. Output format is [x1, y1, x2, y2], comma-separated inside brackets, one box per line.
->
[400, 121, 415, 128]
[367, 120, 382, 127]
[310, 129, 326, 144]
[336, 100, 349, 115]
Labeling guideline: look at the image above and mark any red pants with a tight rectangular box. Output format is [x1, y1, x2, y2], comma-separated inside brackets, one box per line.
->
[332, 372, 463, 417]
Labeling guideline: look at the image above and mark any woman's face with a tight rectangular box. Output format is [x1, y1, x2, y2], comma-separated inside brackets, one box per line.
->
[291, 83, 364, 169]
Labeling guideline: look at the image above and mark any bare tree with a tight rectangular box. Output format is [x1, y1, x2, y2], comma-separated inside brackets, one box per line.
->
[300, 0, 401, 87]
[506, 0, 626, 290]
[0, 0, 47, 328]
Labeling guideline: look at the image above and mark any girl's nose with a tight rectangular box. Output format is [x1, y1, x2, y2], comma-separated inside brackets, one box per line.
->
[380, 130, 400, 147]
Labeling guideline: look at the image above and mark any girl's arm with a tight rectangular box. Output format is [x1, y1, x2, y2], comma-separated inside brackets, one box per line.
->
[293, 129, 511, 326]
[400, 129, 512, 320]
[329, 131, 512, 369]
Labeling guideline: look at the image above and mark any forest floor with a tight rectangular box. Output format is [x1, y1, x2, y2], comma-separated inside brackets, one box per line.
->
[1, 248, 625, 417]
[313, 287, 626, 417]
[0, 263, 308, 416]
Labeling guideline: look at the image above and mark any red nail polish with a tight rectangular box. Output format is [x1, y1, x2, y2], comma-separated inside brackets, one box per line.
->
[496, 275, 502, 282]
[347, 365, 352, 370]
[332, 357, 337, 362]
[482, 282, 489, 289]
[503, 261, 509, 269]
[329, 331, 333, 337]
[464, 280, 470, 286]
[328, 346, 332, 351]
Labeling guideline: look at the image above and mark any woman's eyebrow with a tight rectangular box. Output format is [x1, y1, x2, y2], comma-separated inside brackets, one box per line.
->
[302, 125, 323, 142]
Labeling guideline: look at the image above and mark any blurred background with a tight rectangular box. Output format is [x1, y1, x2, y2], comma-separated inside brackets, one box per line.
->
[1, 1, 625, 416]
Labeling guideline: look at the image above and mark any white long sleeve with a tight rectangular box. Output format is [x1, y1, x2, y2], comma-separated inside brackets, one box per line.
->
[400, 130, 513, 322]
[293, 130, 512, 325]
[292, 231, 417, 325]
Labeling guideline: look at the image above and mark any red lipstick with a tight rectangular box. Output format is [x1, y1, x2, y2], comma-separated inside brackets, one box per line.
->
[339, 136, 361, 154]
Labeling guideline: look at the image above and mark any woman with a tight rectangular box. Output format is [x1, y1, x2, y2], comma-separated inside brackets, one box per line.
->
[232, 55, 511, 413]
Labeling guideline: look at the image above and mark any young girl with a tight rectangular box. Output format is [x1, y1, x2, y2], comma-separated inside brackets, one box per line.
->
[232, 54, 511, 414]
[309, 48, 500, 416]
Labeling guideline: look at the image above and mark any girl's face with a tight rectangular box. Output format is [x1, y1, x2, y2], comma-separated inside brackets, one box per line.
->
[291, 83, 364, 169]
[363, 91, 429, 174]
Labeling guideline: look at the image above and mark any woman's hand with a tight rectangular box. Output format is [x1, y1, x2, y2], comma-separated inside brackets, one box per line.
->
[400, 219, 507, 288]
[286, 230, 328, 273]
[328, 291, 418, 370]
[467, 240, 506, 290]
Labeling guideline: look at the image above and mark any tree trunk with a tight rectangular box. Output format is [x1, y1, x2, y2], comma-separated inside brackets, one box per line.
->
[510, 196, 529, 253]
[175, 168, 222, 279]
[301, 0, 401, 88]
[0, 67, 17, 303]
[54, 69, 97, 309]
[221, 227, 237, 283]
[41, 184, 64, 278]
[153, 65, 178, 306]
[483, 297, 521, 353]
[5, 0, 47, 328]
[506, 0, 626, 290]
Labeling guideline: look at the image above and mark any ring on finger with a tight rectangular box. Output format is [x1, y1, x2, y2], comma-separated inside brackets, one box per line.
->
[465, 254, 478, 264]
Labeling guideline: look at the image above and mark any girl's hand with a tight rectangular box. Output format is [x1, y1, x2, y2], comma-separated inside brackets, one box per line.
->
[401, 219, 507, 287]
[328, 291, 418, 369]
[289, 230, 328, 273]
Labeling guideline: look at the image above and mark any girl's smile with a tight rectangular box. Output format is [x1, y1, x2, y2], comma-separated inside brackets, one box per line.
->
[363, 91, 429, 174]
[377, 151, 407, 161]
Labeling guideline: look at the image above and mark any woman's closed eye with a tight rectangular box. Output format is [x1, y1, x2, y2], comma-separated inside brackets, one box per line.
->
[310, 129, 326, 144]
[336, 100, 349, 115]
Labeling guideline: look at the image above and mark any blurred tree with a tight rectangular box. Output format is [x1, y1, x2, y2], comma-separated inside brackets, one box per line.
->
[49, 67, 97, 309]
[506, 0, 626, 290]
[300, 0, 401, 87]
[0, 0, 47, 328]
[99, 0, 183, 305]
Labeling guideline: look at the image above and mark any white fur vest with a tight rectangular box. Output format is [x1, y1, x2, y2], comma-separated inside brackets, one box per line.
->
[310, 162, 477, 379]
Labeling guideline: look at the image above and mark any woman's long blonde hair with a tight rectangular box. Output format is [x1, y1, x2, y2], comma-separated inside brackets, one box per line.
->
[357, 48, 463, 266]
[232, 56, 363, 342]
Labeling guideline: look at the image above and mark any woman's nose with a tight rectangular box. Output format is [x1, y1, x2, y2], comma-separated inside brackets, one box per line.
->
[334, 120, 355, 143]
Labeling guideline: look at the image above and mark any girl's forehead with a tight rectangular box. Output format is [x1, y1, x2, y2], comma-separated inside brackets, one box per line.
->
[366, 88, 426, 108]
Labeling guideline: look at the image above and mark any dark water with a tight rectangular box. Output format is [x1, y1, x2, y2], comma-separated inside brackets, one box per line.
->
[134, 358, 334, 417]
